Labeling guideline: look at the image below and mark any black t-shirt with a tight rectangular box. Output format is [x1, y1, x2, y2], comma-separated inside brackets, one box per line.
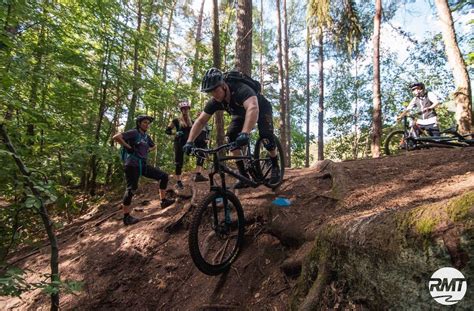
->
[172, 118, 210, 143]
[171, 118, 191, 143]
[203, 81, 257, 117]
[172, 119, 192, 133]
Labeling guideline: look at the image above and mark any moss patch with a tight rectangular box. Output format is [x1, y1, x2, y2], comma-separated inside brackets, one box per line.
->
[397, 204, 441, 238]
[397, 192, 474, 237]
[447, 191, 474, 222]
[414, 217, 438, 236]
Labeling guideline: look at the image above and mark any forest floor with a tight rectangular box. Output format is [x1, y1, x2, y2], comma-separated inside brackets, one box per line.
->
[1, 147, 473, 310]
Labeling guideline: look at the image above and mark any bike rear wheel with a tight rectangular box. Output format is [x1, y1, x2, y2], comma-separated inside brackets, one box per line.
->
[254, 135, 285, 189]
[188, 190, 245, 275]
[384, 130, 409, 156]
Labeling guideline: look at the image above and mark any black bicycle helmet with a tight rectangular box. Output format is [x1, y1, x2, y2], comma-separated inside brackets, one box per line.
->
[409, 82, 425, 90]
[201, 68, 223, 92]
[135, 115, 155, 127]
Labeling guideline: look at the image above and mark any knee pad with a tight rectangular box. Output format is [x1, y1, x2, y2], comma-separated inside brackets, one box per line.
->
[263, 138, 275, 151]
[123, 189, 135, 206]
[160, 174, 169, 190]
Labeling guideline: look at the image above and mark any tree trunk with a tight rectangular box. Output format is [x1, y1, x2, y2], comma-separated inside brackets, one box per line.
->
[433, 0, 472, 133]
[1, 124, 60, 311]
[370, 0, 382, 158]
[276, 0, 288, 163]
[192, 0, 206, 87]
[305, 26, 311, 168]
[259, 0, 264, 94]
[211, 0, 222, 77]
[212, 0, 225, 147]
[317, 31, 324, 161]
[222, 2, 234, 68]
[125, 0, 143, 130]
[235, 0, 252, 75]
[27, 7, 46, 140]
[283, 0, 291, 167]
[2, 3, 15, 121]
[352, 56, 360, 159]
[162, 0, 178, 82]
[154, 8, 164, 75]
[89, 36, 113, 196]
[57, 151, 66, 185]
[106, 19, 127, 184]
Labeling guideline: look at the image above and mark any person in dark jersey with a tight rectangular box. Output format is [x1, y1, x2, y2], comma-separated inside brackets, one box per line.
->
[113, 115, 175, 226]
[166, 100, 209, 189]
[183, 68, 280, 189]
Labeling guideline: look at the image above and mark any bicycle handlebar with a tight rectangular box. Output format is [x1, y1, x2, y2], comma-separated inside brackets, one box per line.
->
[397, 111, 422, 123]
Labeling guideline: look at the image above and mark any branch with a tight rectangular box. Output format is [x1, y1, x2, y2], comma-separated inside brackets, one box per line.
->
[0, 123, 60, 310]
[383, 16, 418, 45]
[0, 124, 31, 176]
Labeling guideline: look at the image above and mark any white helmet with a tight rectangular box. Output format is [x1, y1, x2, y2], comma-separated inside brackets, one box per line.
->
[178, 100, 191, 109]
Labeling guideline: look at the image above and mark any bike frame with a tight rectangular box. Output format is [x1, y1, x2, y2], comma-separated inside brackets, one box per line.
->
[194, 143, 264, 194]
[401, 115, 469, 148]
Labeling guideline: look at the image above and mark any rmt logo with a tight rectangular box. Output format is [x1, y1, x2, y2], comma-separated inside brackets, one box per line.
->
[428, 267, 467, 305]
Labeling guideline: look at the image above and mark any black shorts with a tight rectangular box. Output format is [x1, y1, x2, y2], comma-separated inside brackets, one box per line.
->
[226, 94, 275, 147]
[174, 138, 207, 170]
[174, 140, 184, 167]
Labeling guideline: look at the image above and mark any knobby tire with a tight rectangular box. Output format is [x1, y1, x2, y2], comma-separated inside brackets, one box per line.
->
[188, 191, 245, 275]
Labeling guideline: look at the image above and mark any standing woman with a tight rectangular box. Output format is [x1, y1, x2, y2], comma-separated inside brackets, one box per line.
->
[166, 100, 208, 189]
[113, 115, 175, 226]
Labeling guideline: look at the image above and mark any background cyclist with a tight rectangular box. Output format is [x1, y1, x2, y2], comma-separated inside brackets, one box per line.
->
[398, 82, 441, 137]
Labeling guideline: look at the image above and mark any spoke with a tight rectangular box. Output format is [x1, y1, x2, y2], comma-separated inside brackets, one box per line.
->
[214, 239, 230, 264]
[200, 230, 216, 257]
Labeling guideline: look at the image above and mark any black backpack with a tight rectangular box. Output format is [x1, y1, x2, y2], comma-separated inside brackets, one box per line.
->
[223, 70, 261, 94]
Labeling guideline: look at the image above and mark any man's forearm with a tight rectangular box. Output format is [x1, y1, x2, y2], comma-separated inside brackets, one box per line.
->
[242, 106, 259, 133]
[187, 120, 205, 143]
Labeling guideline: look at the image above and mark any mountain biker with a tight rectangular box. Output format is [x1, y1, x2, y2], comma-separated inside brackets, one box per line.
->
[113, 115, 175, 226]
[166, 100, 209, 190]
[397, 82, 440, 137]
[183, 67, 280, 189]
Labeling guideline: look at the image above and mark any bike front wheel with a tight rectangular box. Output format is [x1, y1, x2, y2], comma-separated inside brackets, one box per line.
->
[384, 130, 409, 156]
[188, 190, 245, 275]
[254, 135, 285, 189]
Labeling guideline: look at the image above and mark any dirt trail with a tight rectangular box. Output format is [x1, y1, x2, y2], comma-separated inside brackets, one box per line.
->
[1, 148, 473, 310]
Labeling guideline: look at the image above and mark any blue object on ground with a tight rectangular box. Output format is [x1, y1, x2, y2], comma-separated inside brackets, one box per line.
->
[272, 197, 291, 207]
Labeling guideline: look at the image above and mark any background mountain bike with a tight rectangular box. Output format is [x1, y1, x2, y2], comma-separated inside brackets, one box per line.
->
[384, 114, 473, 156]
[188, 134, 284, 275]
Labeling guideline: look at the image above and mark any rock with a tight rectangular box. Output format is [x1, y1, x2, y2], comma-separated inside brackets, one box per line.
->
[291, 191, 474, 310]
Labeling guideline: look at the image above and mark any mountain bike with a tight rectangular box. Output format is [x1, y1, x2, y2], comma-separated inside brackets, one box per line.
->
[188, 134, 285, 275]
[384, 114, 474, 156]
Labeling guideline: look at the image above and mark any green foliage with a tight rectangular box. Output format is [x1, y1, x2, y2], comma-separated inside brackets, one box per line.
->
[0, 266, 31, 297]
[0, 265, 83, 297]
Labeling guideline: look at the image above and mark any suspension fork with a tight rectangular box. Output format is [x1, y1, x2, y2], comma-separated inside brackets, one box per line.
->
[209, 153, 231, 227]
[218, 170, 232, 224]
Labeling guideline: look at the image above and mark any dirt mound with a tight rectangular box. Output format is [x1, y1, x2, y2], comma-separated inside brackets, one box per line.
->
[2, 148, 473, 310]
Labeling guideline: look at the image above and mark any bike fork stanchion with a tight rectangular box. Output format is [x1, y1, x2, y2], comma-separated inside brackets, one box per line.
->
[218, 171, 231, 224]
